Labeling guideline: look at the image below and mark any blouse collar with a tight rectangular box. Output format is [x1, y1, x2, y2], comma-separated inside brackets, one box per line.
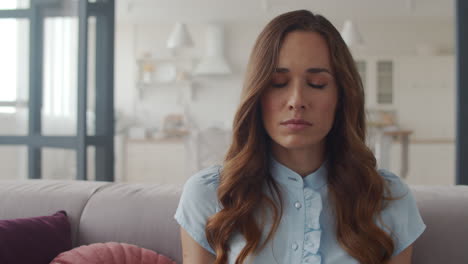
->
[269, 155, 328, 190]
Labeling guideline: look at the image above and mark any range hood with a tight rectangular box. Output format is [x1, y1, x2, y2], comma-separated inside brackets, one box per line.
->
[193, 23, 232, 75]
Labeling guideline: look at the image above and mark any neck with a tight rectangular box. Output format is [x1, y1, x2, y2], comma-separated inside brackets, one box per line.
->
[271, 141, 326, 177]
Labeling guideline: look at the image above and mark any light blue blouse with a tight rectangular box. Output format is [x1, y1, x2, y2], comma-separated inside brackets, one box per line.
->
[174, 157, 427, 263]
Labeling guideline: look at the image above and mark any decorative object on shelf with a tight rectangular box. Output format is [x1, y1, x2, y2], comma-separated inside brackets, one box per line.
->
[367, 109, 397, 128]
[153, 62, 177, 83]
[162, 113, 189, 137]
[340, 20, 364, 47]
[128, 126, 147, 139]
[193, 23, 232, 75]
[176, 70, 190, 81]
[140, 52, 155, 84]
[136, 58, 195, 102]
[138, 57, 178, 85]
[135, 23, 198, 102]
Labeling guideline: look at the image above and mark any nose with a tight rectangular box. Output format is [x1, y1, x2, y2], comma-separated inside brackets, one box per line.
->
[288, 104, 306, 111]
[287, 83, 307, 111]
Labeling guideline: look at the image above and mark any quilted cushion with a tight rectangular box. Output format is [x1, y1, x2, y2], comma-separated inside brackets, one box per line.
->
[51, 242, 177, 264]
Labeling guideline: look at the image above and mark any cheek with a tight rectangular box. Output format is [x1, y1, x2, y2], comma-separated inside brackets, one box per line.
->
[317, 96, 337, 126]
[261, 94, 280, 122]
[261, 94, 282, 136]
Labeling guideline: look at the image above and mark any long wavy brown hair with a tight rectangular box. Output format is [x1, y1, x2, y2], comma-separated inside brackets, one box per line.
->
[205, 9, 402, 264]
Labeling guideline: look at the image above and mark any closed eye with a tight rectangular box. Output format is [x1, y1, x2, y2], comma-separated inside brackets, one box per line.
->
[271, 83, 327, 89]
[271, 83, 287, 88]
[309, 83, 327, 89]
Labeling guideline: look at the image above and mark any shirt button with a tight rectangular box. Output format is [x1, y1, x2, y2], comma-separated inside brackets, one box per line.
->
[291, 242, 298, 250]
[294, 201, 302, 209]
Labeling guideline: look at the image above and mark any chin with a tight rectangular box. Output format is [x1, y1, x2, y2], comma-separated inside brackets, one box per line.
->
[277, 138, 321, 150]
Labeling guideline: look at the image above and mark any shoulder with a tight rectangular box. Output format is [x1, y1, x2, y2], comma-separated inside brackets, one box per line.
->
[179, 165, 222, 211]
[377, 168, 413, 216]
[174, 165, 222, 255]
[376, 169, 427, 257]
[184, 165, 222, 193]
[378, 168, 410, 198]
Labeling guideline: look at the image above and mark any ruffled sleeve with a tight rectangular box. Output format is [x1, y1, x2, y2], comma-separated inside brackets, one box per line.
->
[377, 169, 427, 257]
[174, 165, 222, 255]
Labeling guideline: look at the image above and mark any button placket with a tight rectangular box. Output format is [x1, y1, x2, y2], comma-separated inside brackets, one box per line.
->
[302, 187, 323, 263]
[304, 230, 321, 254]
[303, 253, 322, 263]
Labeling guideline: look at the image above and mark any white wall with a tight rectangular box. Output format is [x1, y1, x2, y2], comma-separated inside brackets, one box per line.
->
[114, 17, 456, 185]
[390, 55, 455, 185]
[351, 18, 454, 57]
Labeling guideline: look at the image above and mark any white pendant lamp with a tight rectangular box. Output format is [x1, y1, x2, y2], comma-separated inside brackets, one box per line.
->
[166, 22, 194, 49]
[340, 20, 364, 47]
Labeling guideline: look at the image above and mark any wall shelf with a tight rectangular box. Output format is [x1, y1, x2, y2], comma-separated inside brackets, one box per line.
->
[136, 79, 194, 103]
[137, 79, 192, 88]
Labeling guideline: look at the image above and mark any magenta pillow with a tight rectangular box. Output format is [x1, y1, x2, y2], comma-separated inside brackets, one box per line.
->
[51, 242, 177, 264]
[0, 210, 72, 264]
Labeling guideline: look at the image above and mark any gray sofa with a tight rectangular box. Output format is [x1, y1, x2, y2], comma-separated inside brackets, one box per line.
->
[0, 179, 467, 264]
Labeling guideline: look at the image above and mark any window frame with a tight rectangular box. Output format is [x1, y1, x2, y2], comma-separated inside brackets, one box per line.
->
[0, 0, 115, 181]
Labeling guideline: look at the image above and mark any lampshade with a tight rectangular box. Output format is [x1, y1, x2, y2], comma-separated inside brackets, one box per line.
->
[340, 20, 364, 47]
[166, 22, 194, 49]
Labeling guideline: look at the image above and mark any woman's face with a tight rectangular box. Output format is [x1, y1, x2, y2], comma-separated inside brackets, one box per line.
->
[260, 31, 338, 153]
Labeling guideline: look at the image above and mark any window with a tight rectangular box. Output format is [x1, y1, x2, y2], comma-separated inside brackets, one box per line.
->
[0, 0, 29, 10]
[43, 17, 78, 118]
[0, 0, 115, 181]
[377, 61, 393, 104]
[0, 18, 29, 114]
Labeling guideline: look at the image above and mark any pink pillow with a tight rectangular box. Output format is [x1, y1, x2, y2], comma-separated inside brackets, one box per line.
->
[50, 242, 176, 264]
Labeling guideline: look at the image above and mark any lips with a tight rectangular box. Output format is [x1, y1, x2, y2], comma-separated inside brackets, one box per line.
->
[280, 119, 313, 131]
[280, 119, 312, 125]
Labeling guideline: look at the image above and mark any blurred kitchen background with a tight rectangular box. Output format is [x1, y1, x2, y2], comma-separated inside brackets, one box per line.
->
[0, 0, 459, 186]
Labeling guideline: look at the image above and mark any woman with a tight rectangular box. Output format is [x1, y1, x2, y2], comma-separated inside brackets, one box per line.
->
[174, 9, 426, 264]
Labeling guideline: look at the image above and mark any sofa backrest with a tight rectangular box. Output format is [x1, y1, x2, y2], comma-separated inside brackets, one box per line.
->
[77, 182, 183, 263]
[0, 180, 109, 247]
[1, 180, 467, 264]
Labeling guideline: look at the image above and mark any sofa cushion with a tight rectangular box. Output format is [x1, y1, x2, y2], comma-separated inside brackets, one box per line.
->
[51, 242, 177, 264]
[0, 210, 72, 264]
[78, 183, 183, 263]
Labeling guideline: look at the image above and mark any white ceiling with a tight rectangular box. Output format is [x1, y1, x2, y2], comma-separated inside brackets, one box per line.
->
[117, 0, 454, 24]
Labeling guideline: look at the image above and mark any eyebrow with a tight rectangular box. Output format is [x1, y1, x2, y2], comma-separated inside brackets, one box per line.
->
[275, 67, 332, 75]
